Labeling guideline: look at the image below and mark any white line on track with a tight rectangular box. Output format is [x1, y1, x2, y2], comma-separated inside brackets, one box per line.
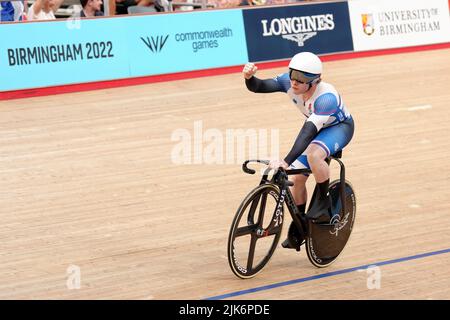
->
[407, 105, 432, 111]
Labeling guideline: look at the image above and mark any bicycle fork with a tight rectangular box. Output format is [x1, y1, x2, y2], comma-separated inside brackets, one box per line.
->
[265, 185, 308, 239]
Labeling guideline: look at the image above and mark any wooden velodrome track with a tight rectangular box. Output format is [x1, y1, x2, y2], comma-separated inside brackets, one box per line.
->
[1, 48, 449, 300]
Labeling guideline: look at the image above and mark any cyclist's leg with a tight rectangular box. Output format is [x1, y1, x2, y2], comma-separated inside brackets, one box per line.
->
[306, 144, 331, 220]
[307, 145, 329, 182]
[282, 155, 310, 249]
[311, 117, 354, 159]
[306, 118, 355, 220]
[290, 174, 308, 206]
[289, 154, 311, 209]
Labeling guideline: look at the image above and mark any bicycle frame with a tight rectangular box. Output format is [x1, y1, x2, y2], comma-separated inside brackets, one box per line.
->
[242, 155, 347, 239]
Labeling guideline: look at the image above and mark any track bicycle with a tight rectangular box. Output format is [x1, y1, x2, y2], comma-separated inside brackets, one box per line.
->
[227, 151, 356, 279]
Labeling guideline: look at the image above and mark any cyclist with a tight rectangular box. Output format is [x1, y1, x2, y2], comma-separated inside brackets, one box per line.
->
[242, 52, 354, 249]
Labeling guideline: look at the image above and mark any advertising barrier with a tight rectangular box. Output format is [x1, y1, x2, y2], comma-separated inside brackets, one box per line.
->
[0, 9, 248, 92]
[243, 1, 354, 62]
[1, 18, 129, 92]
[348, 0, 450, 51]
[126, 10, 248, 77]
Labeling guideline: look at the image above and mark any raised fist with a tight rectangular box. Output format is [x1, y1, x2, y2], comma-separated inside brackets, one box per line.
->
[243, 62, 258, 80]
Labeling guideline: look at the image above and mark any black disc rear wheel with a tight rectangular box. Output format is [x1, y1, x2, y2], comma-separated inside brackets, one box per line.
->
[306, 179, 356, 268]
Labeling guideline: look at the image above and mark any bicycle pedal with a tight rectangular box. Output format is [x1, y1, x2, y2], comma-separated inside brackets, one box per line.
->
[281, 238, 293, 249]
[282, 238, 304, 251]
[281, 239, 298, 250]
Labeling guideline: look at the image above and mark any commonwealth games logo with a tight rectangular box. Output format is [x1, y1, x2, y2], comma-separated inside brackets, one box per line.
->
[361, 14, 375, 35]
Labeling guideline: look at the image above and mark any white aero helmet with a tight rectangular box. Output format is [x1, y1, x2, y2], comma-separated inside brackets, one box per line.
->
[288, 52, 322, 84]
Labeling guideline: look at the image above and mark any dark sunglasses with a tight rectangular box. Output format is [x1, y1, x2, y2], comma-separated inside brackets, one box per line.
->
[289, 69, 319, 84]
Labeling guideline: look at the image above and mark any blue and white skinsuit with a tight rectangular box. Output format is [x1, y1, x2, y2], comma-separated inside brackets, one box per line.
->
[245, 72, 354, 168]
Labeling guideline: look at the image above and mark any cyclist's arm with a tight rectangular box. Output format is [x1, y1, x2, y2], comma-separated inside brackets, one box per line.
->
[245, 76, 287, 93]
[283, 122, 317, 165]
[245, 73, 291, 93]
[283, 93, 337, 165]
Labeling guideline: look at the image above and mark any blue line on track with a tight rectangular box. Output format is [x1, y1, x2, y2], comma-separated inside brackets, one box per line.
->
[205, 248, 450, 300]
